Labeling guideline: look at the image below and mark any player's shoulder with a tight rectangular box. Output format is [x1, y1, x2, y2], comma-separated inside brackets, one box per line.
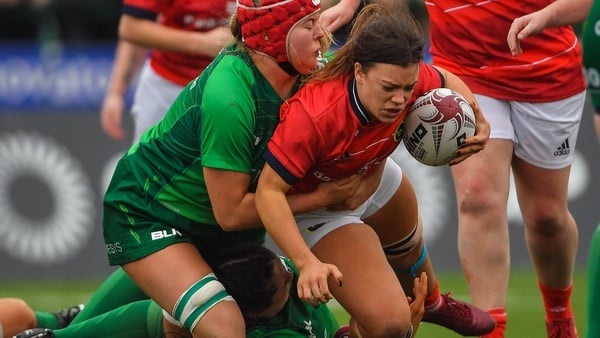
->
[292, 77, 350, 118]
[202, 50, 258, 97]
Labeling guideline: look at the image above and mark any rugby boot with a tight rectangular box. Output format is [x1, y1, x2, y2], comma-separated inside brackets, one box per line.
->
[546, 317, 578, 338]
[12, 328, 54, 338]
[54, 304, 84, 328]
[422, 293, 496, 336]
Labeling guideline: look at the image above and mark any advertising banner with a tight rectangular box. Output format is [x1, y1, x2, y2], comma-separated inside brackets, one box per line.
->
[1, 43, 599, 280]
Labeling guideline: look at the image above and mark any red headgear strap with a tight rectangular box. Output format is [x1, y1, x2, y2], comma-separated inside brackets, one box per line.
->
[237, 0, 321, 65]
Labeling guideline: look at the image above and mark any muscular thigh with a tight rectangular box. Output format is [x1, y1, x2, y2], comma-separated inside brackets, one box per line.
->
[312, 224, 409, 323]
[512, 157, 571, 221]
[123, 242, 214, 312]
[363, 173, 419, 244]
[453, 95, 514, 208]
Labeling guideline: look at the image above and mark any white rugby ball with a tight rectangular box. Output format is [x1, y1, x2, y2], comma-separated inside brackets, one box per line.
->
[402, 88, 476, 166]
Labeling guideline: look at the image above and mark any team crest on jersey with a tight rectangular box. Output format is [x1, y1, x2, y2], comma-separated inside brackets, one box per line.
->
[393, 122, 404, 142]
[333, 151, 351, 163]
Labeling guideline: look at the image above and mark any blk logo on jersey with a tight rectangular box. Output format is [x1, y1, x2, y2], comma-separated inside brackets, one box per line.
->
[151, 228, 183, 240]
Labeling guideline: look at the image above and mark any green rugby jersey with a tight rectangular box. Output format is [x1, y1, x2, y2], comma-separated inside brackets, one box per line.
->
[108, 44, 289, 226]
[247, 257, 341, 338]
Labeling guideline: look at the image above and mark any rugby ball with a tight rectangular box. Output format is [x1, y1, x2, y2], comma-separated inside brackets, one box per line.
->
[402, 88, 476, 166]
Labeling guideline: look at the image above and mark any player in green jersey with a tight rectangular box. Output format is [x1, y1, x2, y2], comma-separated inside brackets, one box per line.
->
[12, 244, 428, 338]
[100, 0, 375, 337]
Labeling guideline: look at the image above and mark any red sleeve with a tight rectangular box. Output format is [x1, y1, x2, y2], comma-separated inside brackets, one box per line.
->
[265, 96, 324, 185]
[123, 0, 165, 18]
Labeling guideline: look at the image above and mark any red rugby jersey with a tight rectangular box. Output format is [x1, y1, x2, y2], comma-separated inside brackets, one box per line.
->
[123, 0, 235, 86]
[426, 0, 585, 102]
[265, 62, 443, 194]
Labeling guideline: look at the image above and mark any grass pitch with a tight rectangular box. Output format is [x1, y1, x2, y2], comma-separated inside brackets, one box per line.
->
[0, 268, 588, 337]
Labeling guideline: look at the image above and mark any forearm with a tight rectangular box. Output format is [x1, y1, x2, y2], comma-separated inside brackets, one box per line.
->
[256, 187, 316, 267]
[337, 0, 361, 11]
[119, 15, 215, 55]
[538, 0, 592, 27]
[216, 189, 331, 231]
[105, 40, 146, 97]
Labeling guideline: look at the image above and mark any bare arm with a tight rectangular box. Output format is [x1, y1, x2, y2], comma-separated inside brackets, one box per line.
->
[255, 164, 342, 304]
[118, 15, 232, 57]
[319, 0, 362, 33]
[407, 272, 427, 337]
[434, 66, 490, 165]
[507, 0, 593, 56]
[320, 0, 406, 33]
[204, 167, 361, 231]
[100, 40, 147, 140]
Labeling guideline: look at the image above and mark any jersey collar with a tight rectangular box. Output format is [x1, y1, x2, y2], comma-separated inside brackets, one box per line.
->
[348, 77, 371, 125]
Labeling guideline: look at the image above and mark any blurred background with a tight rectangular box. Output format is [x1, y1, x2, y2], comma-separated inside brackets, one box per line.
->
[0, 0, 133, 280]
[0, 1, 598, 336]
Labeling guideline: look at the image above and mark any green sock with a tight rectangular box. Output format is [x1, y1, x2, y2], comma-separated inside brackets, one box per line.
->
[586, 225, 600, 338]
[34, 312, 59, 329]
[70, 267, 148, 325]
[53, 300, 163, 338]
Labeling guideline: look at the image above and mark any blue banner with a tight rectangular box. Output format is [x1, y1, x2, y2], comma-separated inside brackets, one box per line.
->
[0, 43, 120, 113]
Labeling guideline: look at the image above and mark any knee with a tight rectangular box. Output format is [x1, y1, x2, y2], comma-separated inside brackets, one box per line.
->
[9, 298, 35, 320]
[351, 300, 413, 338]
[457, 190, 499, 216]
[354, 317, 413, 338]
[456, 179, 504, 217]
[525, 211, 570, 236]
[168, 273, 235, 331]
[0, 298, 36, 332]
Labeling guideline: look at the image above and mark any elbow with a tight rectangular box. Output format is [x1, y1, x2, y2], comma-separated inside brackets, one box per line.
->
[215, 213, 248, 232]
[118, 21, 130, 42]
[118, 16, 137, 42]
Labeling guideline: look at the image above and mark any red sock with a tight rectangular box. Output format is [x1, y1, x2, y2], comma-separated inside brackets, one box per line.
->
[480, 307, 507, 338]
[424, 281, 442, 311]
[538, 281, 573, 321]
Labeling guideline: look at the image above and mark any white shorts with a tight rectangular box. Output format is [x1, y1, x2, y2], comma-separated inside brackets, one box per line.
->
[293, 159, 403, 248]
[131, 62, 185, 142]
[476, 91, 586, 169]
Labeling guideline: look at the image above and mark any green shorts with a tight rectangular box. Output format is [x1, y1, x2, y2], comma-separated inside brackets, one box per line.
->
[102, 162, 265, 266]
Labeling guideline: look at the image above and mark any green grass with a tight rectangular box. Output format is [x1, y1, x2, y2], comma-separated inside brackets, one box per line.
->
[329, 268, 588, 337]
[0, 269, 588, 337]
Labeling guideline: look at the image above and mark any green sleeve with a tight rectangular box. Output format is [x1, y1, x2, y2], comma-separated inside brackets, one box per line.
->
[200, 56, 256, 173]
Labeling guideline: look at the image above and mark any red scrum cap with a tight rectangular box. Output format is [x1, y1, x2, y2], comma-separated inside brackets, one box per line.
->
[237, 0, 321, 64]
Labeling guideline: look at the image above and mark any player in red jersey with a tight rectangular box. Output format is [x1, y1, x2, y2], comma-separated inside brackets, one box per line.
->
[100, 0, 235, 142]
[426, 0, 592, 337]
[256, 4, 493, 338]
